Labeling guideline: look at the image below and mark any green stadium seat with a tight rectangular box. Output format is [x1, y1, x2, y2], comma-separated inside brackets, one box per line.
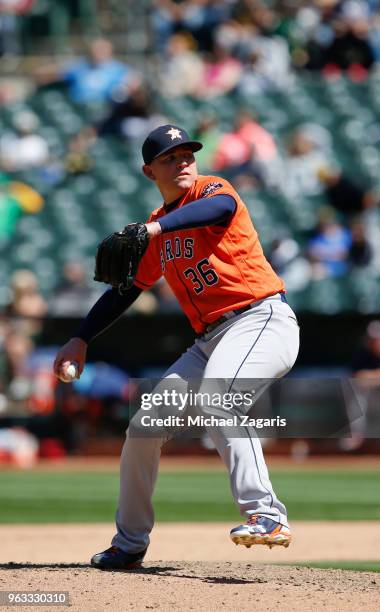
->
[299, 276, 355, 313]
[349, 270, 380, 313]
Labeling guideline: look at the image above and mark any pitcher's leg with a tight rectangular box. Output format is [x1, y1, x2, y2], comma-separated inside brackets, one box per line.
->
[111, 433, 163, 553]
[111, 342, 207, 553]
[200, 298, 299, 527]
[208, 427, 288, 524]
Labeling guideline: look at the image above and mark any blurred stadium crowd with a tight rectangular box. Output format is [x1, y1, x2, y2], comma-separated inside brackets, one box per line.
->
[1, 0, 380, 462]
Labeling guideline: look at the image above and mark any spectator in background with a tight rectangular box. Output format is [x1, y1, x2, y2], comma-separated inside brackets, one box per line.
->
[238, 34, 292, 95]
[269, 2, 318, 68]
[349, 218, 373, 267]
[7, 269, 47, 319]
[64, 134, 94, 176]
[0, 320, 60, 423]
[318, 167, 378, 217]
[0, 0, 35, 56]
[70, 82, 165, 153]
[308, 207, 352, 278]
[353, 319, 380, 378]
[300, 0, 342, 70]
[236, 7, 292, 95]
[192, 113, 222, 171]
[0, 172, 43, 246]
[49, 262, 99, 317]
[152, 0, 232, 52]
[151, 0, 188, 51]
[280, 125, 332, 198]
[152, 278, 181, 313]
[211, 110, 278, 186]
[2, 322, 34, 381]
[269, 234, 313, 292]
[321, 2, 375, 75]
[236, 109, 279, 187]
[35, 38, 137, 105]
[368, 8, 380, 62]
[99, 83, 164, 141]
[344, 319, 380, 450]
[213, 18, 247, 56]
[158, 32, 204, 98]
[212, 112, 254, 178]
[196, 42, 243, 99]
[0, 110, 49, 172]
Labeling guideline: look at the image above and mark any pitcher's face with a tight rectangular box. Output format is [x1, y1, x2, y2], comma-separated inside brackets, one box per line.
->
[143, 145, 198, 199]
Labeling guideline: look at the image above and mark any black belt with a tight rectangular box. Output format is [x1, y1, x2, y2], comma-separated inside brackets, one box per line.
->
[200, 293, 288, 336]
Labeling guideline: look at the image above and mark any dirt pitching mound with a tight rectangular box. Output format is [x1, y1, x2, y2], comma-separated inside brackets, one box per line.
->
[1, 523, 379, 611]
[1, 562, 379, 612]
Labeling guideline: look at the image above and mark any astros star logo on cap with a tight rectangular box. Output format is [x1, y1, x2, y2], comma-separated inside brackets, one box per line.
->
[166, 127, 182, 141]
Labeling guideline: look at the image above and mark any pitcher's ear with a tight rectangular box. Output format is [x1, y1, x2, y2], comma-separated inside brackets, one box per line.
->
[143, 164, 155, 181]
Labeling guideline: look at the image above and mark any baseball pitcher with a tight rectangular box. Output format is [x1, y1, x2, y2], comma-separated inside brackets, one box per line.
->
[54, 124, 300, 569]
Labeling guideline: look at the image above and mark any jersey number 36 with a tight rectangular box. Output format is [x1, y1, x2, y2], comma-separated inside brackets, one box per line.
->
[184, 258, 219, 294]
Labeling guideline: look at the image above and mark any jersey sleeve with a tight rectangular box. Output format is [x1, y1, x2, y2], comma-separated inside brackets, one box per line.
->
[194, 176, 240, 234]
[196, 176, 239, 202]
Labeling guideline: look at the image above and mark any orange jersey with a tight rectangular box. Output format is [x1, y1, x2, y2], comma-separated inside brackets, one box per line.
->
[134, 175, 285, 333]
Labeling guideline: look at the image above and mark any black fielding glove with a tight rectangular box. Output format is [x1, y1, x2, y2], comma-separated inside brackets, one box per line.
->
[94, 223, 149, 292]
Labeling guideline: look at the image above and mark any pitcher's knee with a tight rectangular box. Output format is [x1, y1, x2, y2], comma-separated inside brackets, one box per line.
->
[126, 423, 166, 450]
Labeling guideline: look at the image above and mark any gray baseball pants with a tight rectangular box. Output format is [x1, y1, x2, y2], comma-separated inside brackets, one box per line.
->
[112, 293, 300, 553]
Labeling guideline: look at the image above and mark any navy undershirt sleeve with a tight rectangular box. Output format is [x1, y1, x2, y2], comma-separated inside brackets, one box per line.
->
[74, 285, 142, 344]
[158, 194, 236, 233]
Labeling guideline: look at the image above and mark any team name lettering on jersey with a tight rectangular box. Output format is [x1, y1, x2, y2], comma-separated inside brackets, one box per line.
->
[160, 249, 165, 272]
[161, 237, 194, 269]
[165, 240, 174, 261]
[184, 238, 194, 258]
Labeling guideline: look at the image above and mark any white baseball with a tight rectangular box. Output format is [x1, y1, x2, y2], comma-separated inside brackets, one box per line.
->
[65, 364, 77, 380]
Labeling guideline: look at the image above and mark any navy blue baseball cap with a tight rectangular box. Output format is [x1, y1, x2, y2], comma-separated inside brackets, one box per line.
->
[142, 124, 203, 165]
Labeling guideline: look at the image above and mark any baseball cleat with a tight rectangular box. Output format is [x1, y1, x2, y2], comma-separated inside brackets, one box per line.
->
[230, 515, 291, 548]
[91, 546, 147, 570]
